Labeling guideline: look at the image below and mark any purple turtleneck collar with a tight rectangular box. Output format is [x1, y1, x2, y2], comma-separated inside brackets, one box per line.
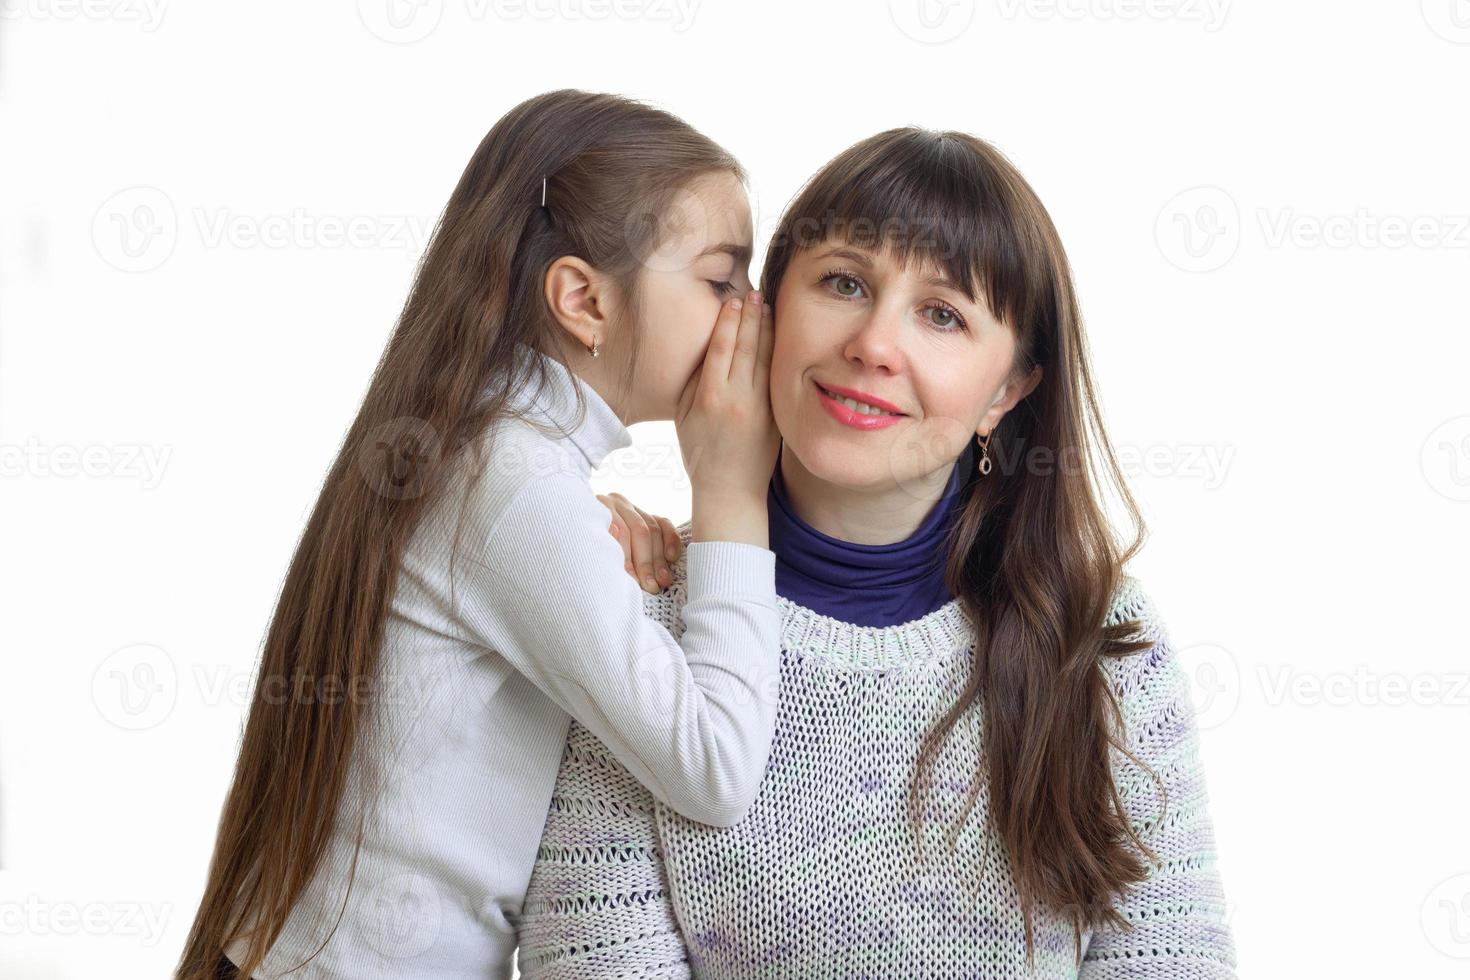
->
[766, 444, 971, 628]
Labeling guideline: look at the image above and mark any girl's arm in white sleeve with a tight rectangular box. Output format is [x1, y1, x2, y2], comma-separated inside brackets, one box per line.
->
[455, 471, 780, 828]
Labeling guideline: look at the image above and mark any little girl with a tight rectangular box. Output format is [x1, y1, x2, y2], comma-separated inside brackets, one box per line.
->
[176, 90, 781, 980]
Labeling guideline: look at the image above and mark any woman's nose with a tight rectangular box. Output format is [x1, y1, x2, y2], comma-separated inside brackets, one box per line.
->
[843, 309, 906, 375]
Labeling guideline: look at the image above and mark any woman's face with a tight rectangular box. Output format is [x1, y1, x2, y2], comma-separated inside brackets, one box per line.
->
[769, 238, 1038, 496]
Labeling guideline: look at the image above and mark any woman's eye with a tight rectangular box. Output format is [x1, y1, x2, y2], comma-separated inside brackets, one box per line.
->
[821, 273, 864, 298]
[925, 306, 959, 329]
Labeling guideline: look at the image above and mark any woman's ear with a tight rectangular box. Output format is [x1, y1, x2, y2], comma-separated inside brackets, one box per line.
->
[979, 365, 1043, 435]
[544, 256, 615, 352]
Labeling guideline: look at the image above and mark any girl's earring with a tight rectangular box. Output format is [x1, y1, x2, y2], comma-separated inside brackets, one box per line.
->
[587, 335, 600, 358]
[977, 431, 992, 476]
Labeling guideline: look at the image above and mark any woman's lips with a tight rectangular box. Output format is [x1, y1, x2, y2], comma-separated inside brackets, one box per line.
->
[813, 379, 906, 431]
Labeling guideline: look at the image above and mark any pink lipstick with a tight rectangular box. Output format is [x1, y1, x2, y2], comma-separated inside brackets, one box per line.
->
[813, 379, 907, 431]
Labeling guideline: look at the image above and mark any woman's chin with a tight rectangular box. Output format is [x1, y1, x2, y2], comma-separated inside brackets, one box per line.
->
[784, 439, 898, 493]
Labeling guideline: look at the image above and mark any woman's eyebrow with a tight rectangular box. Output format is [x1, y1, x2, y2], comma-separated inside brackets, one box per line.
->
[924, 271, 973, 299]
[698, 243, 753, 264]
[813, 246, 975, 301]
[810, 246, 873, 267]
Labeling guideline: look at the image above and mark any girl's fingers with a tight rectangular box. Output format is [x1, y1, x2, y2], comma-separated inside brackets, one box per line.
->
[728, 290, 762, 383]
[596, 494, 636, 573]
[601, 495, 678, 593]
[635, 508, 676, 587]
[701, 295, 743, 391]
[654, 515, 681, 564]
[624, 507, 661, 593]
[603, 492, 661, 593]
[753, 301, 774, 390]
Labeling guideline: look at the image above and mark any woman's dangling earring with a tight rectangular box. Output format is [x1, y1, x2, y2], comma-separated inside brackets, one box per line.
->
[587, 335, 600, 358]
[977, 431, 992, 476]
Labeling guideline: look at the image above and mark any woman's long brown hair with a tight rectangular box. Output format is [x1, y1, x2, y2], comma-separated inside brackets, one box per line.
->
[759, 129, 1162, 967]
[174, 89, 743, 980]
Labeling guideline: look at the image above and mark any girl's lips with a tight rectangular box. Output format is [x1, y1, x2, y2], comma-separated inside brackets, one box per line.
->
[814, 379, 906, 431]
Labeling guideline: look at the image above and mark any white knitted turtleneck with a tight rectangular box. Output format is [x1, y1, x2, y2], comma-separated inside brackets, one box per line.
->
[515, 524, 1237, 979]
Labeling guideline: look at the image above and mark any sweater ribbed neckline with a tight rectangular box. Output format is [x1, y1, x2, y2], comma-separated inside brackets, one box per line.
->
[776, 594, 975, 671]
[761, 575, 1144, 672]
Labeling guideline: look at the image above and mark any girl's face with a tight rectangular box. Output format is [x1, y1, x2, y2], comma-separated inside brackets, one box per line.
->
[769, 238, 1039, 497]
[625, 170, 754, 422]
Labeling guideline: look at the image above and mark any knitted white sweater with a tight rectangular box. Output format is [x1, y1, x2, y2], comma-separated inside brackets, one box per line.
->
[516, 526, 1237, 978]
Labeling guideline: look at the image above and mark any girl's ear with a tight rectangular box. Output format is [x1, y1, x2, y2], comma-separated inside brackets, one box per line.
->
[544, 256, 616, 352]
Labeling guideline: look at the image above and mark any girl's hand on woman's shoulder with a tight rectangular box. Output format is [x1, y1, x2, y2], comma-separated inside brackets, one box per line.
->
[596, 492, 682, 594]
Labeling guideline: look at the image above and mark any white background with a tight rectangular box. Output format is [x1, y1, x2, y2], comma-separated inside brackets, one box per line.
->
[3, 1, 1469, 977]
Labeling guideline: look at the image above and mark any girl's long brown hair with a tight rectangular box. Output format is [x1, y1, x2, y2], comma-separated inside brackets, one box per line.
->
[175, 89, 743, 980]
[759, 129, 1162, 967]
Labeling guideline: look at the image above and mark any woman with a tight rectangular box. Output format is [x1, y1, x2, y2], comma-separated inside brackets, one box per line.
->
[514, 128, 1238, 978]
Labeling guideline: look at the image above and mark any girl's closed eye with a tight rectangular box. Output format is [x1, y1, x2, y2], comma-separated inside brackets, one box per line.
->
[817, 268, 969, 332]
[708, 279, 740, 297]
